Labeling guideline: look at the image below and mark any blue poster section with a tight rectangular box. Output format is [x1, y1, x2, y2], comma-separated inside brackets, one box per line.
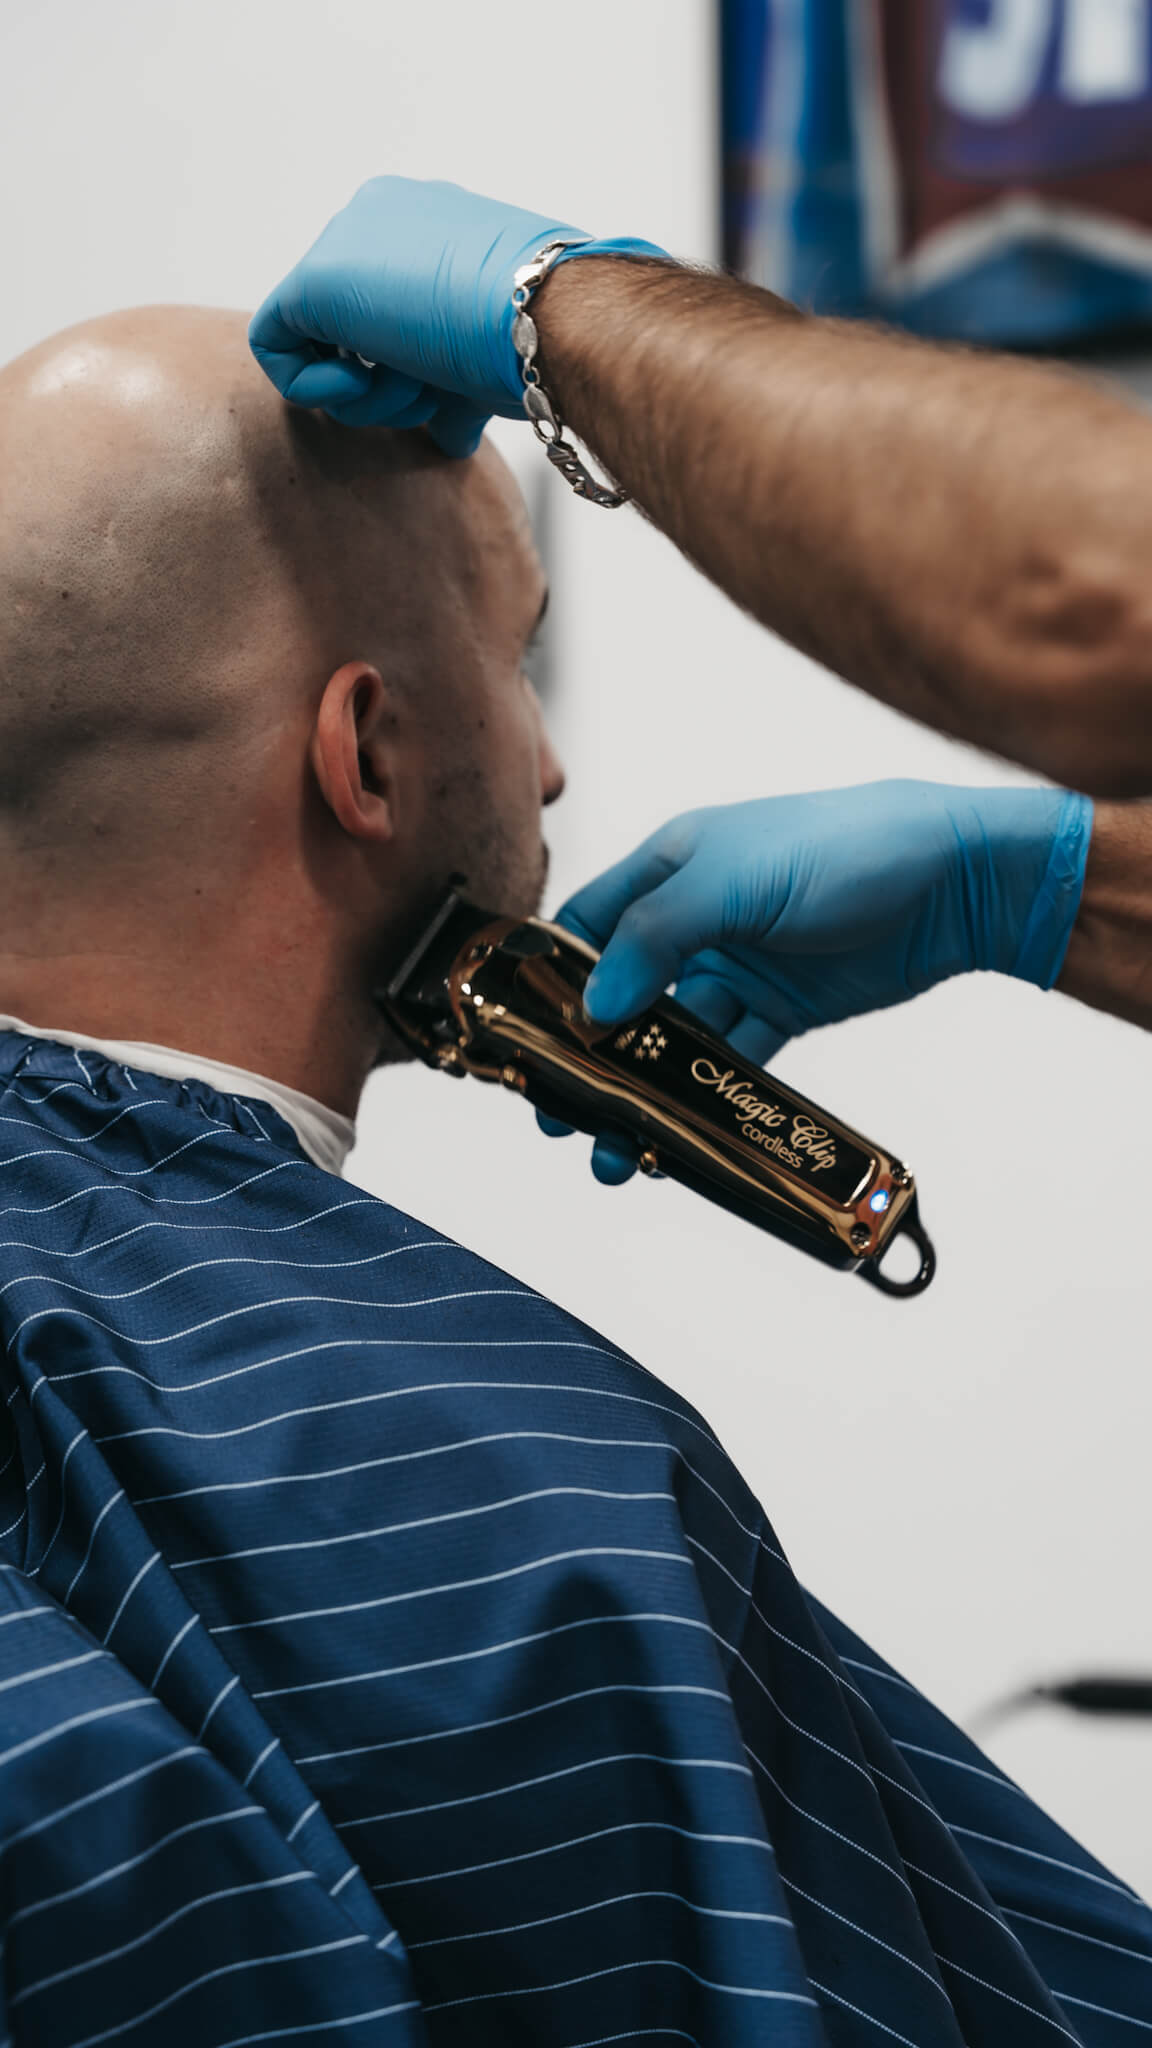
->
[721, 0, 1152, 344]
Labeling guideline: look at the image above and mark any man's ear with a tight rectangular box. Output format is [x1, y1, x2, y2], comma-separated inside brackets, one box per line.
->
[310, 661, 399, 843]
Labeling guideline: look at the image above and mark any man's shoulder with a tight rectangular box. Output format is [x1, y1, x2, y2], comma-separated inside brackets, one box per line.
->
[0, 1082, 723, 1455]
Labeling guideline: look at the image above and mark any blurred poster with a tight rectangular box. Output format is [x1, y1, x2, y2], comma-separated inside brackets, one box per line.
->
[722, 0, 1152, 342]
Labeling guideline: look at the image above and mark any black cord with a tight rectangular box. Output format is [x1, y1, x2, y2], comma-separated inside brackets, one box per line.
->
[969, 1675, 1152, 1739]
[1037, 1677, 1152, 1715]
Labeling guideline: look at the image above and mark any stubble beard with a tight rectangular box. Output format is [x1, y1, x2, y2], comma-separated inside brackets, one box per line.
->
[367, 834, 550, 1072]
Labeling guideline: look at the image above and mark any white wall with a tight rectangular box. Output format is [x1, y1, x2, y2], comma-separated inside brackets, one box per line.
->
[3, 0, 1150, 1892]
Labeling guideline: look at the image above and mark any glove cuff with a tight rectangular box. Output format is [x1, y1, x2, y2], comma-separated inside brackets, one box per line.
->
[550, 235, 671, 271]
[1009, 791, 1094, 988]
[492, 235, 670, 404]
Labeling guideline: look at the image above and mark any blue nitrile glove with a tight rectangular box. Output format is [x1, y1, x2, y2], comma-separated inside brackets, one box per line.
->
[249, 177, 666, 457]
[539, 781, 1093, 1183]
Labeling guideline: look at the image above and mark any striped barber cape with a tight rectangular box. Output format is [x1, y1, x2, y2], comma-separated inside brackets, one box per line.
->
[0, 1027, 1148, 2047]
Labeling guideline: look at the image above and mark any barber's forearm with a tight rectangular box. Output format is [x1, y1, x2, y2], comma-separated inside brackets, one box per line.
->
[535, 257, 1152, 797]
[1057, 804, 1152, 1031]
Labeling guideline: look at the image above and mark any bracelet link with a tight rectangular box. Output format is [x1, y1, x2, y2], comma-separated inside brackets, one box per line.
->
[510, 239, 629, 511]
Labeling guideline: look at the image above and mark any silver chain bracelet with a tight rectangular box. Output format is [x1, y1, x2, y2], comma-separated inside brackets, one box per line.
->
[510, 239, 630, 510]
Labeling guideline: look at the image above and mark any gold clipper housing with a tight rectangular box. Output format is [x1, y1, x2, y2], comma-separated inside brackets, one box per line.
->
[379, 891, 935, 1298]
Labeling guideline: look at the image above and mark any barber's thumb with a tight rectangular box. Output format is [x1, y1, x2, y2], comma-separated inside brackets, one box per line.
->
[426, 398, 490, 459]
[583, 879, 703, 1024]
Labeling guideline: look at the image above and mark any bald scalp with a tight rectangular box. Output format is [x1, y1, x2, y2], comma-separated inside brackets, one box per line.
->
[0, 306, 452, 866]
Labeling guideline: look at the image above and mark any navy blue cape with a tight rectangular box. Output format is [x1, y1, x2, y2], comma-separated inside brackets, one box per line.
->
[0, 1031, 1148, 2046]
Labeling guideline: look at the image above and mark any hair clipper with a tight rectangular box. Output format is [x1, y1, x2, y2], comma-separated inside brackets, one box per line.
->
[378, 889, 935, 1298]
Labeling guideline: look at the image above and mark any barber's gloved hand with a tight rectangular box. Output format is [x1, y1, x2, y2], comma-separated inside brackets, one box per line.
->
[539, 781, 1092, 1184]
[249, 176, 665, 457]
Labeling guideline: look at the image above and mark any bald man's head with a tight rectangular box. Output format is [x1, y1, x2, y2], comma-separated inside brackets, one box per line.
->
[0, 306, 562, 1102]
[0, 307, 459, 857]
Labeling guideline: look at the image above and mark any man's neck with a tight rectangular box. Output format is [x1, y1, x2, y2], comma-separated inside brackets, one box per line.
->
[0, 933, 379, 1122]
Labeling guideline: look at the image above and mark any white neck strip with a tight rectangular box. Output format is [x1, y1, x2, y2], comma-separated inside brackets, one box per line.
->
[0, 1015, 356, 1178]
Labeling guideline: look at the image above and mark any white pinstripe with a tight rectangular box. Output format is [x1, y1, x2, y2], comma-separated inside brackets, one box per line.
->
[0, 1696, 158, 1774]
[894, 1738, 1027, 1796]
[214, 2007, 422, 2046]
[30, 1426, 87, 1576]
[139, 1429, 675, 1508]
[66, 1936, 371, 2048]
[0, 1195, 383, 1257]
[778, 1872, 959, 2009]
[12, 1871, 313, 2003]
[742, 1737, 917, 1904]
[327, 1866, 357, 1899]
[422, 1954, 818, 2014]
[946, 1825, 1145, 1905]
[0, 1121, 219, 1177]
[807, 1977, 927, 2048]
[935, 1948, 1084, 2044]
[242, 1737, 280, 1788]
[902, 1857, 1036, 1952]
[196, 1672, 239, 1740]
[54, 1364, 721, 1468]
[375, 1817, 775, 1893]
[8, 1284, 535, 1354]
[407, 1887, 791, 1950]
[0, 1158, 300, 1222]
[0, 1091, 271, 1159]
[149, 1613, 199, 1689]
[3, 1076, 88, 1107]
[688, 1529, 887, 1720]
[296, 1681, 730, 1768]
[0, 1745, 201, 1854]
[8, 1805, 263, 1926]
[101, 1551, 160, 1645]
[0, 1605, 53, 1628]
[560, 2033, 700, 2047]
[339, 1750, 752, 1832]
[64, 1488, 125, 1602]
[840, 1655, 917, 1693]
[210, 1545, 693, 1636]
[102, 1389, 670, 1451]
[1051, 1987, 1152, 2031]
[174, 1485, 677, 1572]
[285, 1800, 318, 1843]
[41, 1338, 658, 1413]
[253, 1609, 721, 1703]
[1005, 1903, 1152, 1965]
[2, 1244, 492, 1310]
[0, 1648, 103, 1696]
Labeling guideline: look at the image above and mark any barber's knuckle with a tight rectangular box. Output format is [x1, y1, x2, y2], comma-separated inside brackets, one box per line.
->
[662, 810, 700, 861]
[619, 898, 663, 947]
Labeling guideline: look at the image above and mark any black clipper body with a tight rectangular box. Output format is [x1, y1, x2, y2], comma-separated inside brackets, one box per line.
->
[380, 892, 935, 1298]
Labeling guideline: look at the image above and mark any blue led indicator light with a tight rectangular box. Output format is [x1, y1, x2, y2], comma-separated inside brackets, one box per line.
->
[869, 1189, 891, 1214]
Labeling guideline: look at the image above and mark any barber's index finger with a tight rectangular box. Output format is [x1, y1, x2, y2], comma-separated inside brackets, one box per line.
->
[557, 835, 686, 948]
